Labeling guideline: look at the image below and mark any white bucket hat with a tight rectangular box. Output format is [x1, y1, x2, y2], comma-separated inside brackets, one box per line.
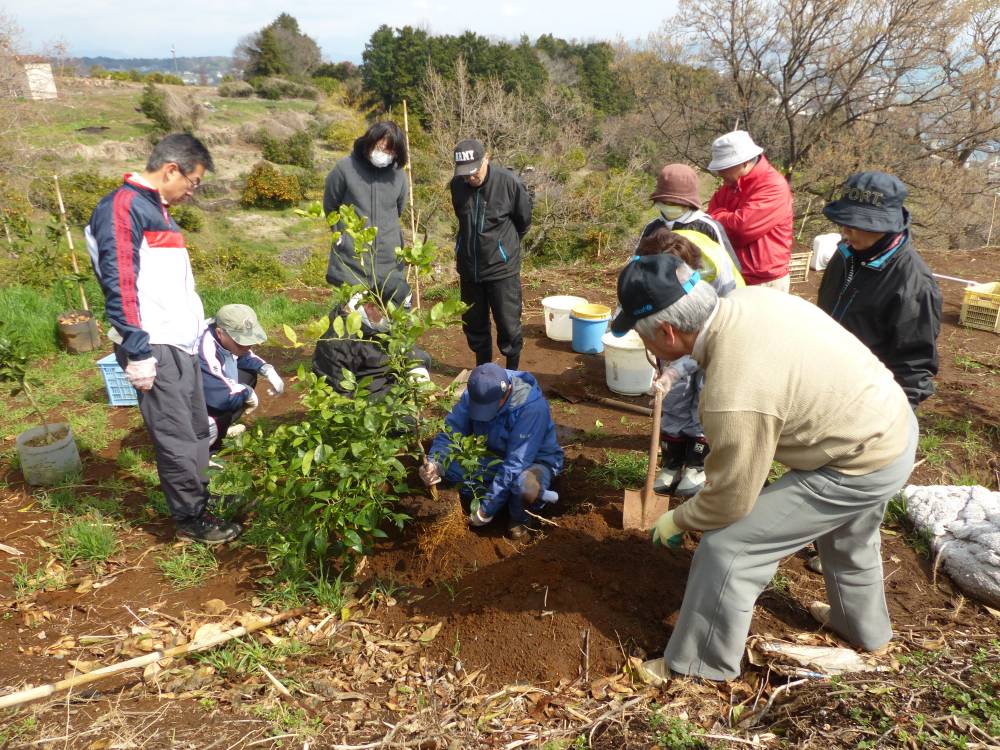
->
[708, 130, 764, 172]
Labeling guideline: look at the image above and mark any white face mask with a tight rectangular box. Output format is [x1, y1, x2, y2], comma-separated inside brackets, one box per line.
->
[654, 202, 688, 221]
[370, 149, 393, 168]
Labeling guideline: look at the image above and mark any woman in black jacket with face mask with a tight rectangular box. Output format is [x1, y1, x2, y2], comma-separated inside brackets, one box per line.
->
[324, 121, 411, 296]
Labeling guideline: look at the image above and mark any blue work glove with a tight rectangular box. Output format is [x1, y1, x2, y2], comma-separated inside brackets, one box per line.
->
[651, 509, 684, 549]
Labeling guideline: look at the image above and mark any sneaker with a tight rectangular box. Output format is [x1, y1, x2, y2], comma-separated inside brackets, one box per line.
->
[808, 600, 832, 627]
[176, 512, 243, 545]
[468, 507, 494, 527]
[637, 658, 670, 686]
[675, 466, 706, 497]
[654, 439, 686, 494]
[226, 424, 246, 438]
[653, 465, 683, 494]
[805, 554, 823, 574]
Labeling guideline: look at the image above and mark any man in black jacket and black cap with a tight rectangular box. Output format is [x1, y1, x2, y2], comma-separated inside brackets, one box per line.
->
[450, 138, 533, 369]
[817, 171, 942, 410]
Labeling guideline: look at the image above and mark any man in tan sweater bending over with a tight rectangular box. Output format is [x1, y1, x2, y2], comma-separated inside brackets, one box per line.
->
[610, 253, 918, 682]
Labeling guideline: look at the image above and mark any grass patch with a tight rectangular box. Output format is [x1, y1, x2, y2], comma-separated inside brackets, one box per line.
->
[256, 570, 349, 611]
[585, 449, 647, 489]
[884, 494, 934, 558]
[57, 513, 119, 566]
[194, 635, 310, 677]
[249, 701, 323, 738]
[768, 570, 792, 595]
[423, 283, 461, 304]
[156, 544, 219, 589]
[117, 446, 160, 487]
[648, 707, 706, 749]
[13, 560, 68, 599]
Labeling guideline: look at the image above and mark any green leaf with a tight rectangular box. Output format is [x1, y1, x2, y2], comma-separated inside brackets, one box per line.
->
[301, 449, 313, 476]
[282, 324, 299, 347]
[346, 310, 363, 336]
[332, 316, 345, 337]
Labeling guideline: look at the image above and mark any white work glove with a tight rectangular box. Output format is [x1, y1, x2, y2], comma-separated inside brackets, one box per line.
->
[651, 509, 684, 549]
[125, 357, 157, 391]
[260, 364, 284, 395]
[650, 365, 680, 396]
[419, 460, 442, 487]
[243, 387, 259, 414]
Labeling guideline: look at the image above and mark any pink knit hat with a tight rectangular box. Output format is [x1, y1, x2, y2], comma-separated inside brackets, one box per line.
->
[649, 164, 701, 209]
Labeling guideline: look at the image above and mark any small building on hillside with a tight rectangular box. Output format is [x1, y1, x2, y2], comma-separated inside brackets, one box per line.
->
[0, 55, 58, 100]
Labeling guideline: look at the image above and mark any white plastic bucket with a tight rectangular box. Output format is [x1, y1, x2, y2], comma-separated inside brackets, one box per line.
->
[601, 330, 656, 396]
[542, 295, 587, 342]
[811, 233, 841, 271]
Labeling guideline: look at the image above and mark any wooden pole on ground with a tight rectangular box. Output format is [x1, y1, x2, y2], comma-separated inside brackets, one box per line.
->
[0, 606, 309, 711]
[402, 100, 421, 309]
[53, 175, 89, 312]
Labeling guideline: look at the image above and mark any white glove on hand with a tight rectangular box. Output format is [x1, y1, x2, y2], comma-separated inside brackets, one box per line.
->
[650, 365, 680, 396]
[125, 357, 157, 391]
[244, 387, 259, 413]
[651, 509, 684, 548]
[260, 364, 284, 395]
[419, 460, 442, 487]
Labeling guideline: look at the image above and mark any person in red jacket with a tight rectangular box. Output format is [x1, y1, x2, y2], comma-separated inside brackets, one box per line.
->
[706, 131, 794, 291]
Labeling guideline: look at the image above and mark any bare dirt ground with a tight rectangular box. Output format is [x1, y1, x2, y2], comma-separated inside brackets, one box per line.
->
[1, 249, 999, 748]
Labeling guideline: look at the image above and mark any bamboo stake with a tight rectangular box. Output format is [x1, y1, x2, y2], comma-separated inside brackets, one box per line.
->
[53, 175, 89, 312]
[0, 606, 309, 710]
[987, 193, 998, 248]
[797, 196, 814, 240]
[401, 100, 421, 309]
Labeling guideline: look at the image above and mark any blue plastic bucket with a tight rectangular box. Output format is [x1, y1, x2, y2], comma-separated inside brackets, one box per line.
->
[571, 304, 612, 354]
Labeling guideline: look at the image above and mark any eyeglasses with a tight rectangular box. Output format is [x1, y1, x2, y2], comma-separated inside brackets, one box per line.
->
[176, 167, 201, 192]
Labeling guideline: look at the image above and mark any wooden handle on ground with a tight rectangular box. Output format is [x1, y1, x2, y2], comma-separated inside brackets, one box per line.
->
[0, 606, 309, 710]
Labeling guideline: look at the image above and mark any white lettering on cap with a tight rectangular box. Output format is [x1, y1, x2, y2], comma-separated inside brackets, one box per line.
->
[455, 150, 475, 162]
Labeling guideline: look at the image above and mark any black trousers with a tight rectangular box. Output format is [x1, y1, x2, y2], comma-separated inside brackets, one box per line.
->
[460, 274, 523, 369]
[116, 344, 210, 522]
[207, 369, 257, 453]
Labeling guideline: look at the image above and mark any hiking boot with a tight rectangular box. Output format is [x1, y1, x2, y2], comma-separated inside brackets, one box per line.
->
[653, 437, 686, 494]
[675, 439, 709, 497]
[176, 512, 242, 545]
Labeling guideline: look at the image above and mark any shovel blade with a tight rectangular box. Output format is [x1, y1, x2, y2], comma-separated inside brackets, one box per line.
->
[622, 489, 671, 530]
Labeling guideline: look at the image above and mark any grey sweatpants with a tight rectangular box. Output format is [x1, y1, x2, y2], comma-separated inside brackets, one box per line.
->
[664, 411, 918, 681]
[117, 344, 210, 522]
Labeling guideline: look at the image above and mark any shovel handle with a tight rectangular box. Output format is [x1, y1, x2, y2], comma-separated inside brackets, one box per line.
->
[643, 388, 664, 510]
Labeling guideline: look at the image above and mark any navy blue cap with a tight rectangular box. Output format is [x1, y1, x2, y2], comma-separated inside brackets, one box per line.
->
[467, 363, 512, 422]
[822, 171, 908, 234]
[611, 253, 701, 336]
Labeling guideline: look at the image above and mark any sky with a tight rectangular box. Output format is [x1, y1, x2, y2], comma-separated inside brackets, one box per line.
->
[7, 0, 676, 61]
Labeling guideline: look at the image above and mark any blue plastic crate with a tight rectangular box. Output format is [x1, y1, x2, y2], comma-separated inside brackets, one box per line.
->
[96, 353, 138, 406]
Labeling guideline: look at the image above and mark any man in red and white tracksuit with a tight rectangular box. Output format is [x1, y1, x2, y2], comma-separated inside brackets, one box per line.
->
[86, 133, 241, 545]
[707, 131, 794, 291]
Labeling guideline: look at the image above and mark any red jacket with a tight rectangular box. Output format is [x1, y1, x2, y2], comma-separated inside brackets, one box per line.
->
[707, 156, 793, 284]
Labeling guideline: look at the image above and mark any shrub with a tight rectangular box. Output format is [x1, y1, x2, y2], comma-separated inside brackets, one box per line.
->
[171, 204, 204, 232]
[321, 114, 364, 151]
[188, 242, 290, 291]
[30, 173, 120, 226]
[252, 77, 319, 101]
[218, 80, 254, 98]
[139, 82, 172, 131]
[260, 130, 314, 169]
[240, 161, 303, 209]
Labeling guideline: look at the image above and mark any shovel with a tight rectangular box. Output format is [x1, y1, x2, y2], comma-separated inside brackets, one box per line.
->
[622, 387, 670, 530]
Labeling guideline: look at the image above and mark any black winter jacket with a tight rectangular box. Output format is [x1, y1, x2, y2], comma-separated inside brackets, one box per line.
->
[311, 307, 430, 400]
[324, 142, 408, 289]
[450, 164, 532, 283]
[817, 230, 942, 407]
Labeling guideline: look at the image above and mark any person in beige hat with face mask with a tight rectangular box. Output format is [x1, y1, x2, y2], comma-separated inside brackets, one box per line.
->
[640, 163, 739, 271]
[706, 131, 794, 290]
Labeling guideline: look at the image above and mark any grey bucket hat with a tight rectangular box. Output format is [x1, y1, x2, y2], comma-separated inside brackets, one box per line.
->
[822, 171, 908, 234]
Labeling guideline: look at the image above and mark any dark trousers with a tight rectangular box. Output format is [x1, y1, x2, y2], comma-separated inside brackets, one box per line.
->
[460, 274, 523, 369]
[117, 344, 210, 522]
[207, 369, 257, 452]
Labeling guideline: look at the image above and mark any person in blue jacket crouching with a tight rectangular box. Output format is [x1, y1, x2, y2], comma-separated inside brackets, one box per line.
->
[419, 363, 564, 539]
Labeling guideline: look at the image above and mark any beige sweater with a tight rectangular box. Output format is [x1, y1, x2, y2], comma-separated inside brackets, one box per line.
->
[673, 287, 912, 531]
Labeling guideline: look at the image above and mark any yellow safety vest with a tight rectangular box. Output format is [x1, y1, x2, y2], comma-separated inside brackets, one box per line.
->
[674, 229, 746, 290]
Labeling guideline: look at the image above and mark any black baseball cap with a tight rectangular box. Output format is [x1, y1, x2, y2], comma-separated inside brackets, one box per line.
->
[467, 363, 512, 421]
[454, 138, 485, 177]
[611, 254, 701, 336]
[822, 171, 908, 234]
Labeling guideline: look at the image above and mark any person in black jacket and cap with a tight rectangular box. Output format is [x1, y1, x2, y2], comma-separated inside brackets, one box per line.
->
[817, 171, 942, 409]
[808, 172, 941, 576]
[312, 274, 430, 400]
[450, 138, 533, 369]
